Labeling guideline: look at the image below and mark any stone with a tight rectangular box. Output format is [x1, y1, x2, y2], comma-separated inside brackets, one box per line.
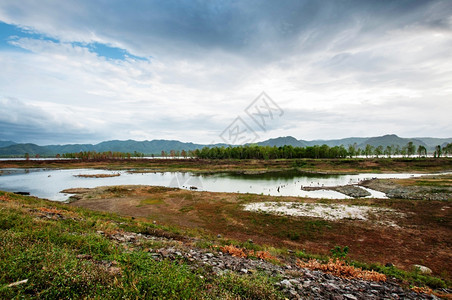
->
[343, 294, 357, 300]
[280, 279, 292, 288]
[413, 264, 432, 274]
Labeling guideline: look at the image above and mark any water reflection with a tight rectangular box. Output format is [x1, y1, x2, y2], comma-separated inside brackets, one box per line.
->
[0, 168, 444, 201]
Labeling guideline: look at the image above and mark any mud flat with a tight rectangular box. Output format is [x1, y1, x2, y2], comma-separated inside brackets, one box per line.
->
[302, 185, 372, 198]
[243, 201, 402, 226]
[74, 173, 121, 178]
[360, 174, 452, 201]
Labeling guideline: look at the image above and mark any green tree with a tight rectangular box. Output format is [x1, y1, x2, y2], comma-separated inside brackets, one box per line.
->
[384, 145, 393, 158]
[364, 144, 374, 157]
[434, 145, 442, 158]
[375, 145, 383, 158]
[348, 143, 357, 158]
[406, 142, 416, 157]
[444, 143, 452, 156]
[417, 145, 427, 157]
[400, 146, 407, 157]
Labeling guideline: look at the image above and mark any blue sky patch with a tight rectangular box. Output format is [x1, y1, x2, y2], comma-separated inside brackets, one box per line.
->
[0, 22, 147, 61]
[72, 41, 148, 61]
[0, 21, 59, 51]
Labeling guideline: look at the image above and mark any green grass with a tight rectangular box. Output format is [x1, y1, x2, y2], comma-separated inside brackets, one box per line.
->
[0, 190, 449, 298]
[349, 261, 449, 289]
[0, 192, 284, 299]
[138, 197, 164, 206]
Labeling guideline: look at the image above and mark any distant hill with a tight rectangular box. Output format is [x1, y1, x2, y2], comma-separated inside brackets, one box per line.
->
[256, 136, 307, 147]
[0, 140, 226, 157]
[303, 137, 368, 147]
[0, 135, 451, 156]
[45, 140, 214, 156]
[0, 143, 52, 156]
[414, 137, 452, 149]
[0, 141, 16, 148]
[357, 134, 427, 149]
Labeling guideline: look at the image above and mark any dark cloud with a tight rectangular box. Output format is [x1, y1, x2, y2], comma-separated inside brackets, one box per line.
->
[0, 1, 451, 144]
[1, 0, 451, 61]
[0, 97, 102, 144]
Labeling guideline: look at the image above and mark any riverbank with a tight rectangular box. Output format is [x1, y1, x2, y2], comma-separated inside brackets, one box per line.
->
[65, 184, 452, 286]
[1, 191, 449, 299]
[360, 174, 452, 201]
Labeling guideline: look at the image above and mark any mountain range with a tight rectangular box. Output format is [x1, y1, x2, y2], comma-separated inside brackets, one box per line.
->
[0, 134, 451, 156]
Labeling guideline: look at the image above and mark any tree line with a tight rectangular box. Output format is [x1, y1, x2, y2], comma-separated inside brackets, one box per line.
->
[191, 142, 452, 159]
[28, 142, 452, 160]
[59, 151, 145, 160]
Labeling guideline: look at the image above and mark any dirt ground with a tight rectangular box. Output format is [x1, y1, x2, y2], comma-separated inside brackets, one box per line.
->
[68, 185, 452, 281]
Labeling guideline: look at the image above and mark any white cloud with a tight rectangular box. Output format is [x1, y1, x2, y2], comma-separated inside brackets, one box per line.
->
[0, 0, 451, 144]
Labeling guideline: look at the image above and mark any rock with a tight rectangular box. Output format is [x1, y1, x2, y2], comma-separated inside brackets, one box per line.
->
[14, 191, 30, 195]
[98, 229, 436, 300]
[288, 289, 297, 297]
[343, 294, 357, 300]
[413, 264, 432, 274]
[280, 279, 292, 288]
[385, 263, 394, 268]
[333, 185, 371, 198]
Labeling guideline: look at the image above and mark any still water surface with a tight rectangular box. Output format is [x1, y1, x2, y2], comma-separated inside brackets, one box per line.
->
[0, 168, 437, 201]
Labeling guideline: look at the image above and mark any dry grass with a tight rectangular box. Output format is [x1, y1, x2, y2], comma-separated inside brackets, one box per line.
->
[297, 258, 387, 282]
[218, 245, 279, 262]
[0, 194, 11, 202]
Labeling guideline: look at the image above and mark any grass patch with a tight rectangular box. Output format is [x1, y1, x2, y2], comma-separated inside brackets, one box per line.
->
[138, 197, 164, 206]
[179, 205, 195, 213]
[0, 191, 282, 299]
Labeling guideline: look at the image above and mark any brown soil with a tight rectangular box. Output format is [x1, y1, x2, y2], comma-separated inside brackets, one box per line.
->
[69, 185, 452, 281]
[74, 173, 121, 178]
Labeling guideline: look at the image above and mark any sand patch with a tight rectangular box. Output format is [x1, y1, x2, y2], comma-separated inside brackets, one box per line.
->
[243, 201, 401, 223]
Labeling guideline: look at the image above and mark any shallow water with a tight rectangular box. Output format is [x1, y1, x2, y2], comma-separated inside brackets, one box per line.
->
[0, 168, 443, 201]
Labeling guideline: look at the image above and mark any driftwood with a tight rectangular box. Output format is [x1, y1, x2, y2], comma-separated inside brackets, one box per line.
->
[7, 279, 28, 287]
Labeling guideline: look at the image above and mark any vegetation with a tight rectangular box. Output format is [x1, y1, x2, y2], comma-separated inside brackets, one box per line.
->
[9, 141, 452, 161]
[62, 150, 145, 160]
[0, 192, 283, 299]
[191, 142, 452, 160]
[1, 181, 451, 297]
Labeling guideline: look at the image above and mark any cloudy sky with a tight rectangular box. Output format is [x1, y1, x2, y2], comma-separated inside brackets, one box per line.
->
[0, 0, 451, 145]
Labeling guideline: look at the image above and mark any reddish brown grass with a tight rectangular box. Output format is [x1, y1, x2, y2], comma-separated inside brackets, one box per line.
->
[297, 258, 387, 282]
[218, 245, 280, 262]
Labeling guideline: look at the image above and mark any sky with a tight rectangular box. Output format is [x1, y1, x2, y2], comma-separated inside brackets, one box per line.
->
[0, 0, 451, 145]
